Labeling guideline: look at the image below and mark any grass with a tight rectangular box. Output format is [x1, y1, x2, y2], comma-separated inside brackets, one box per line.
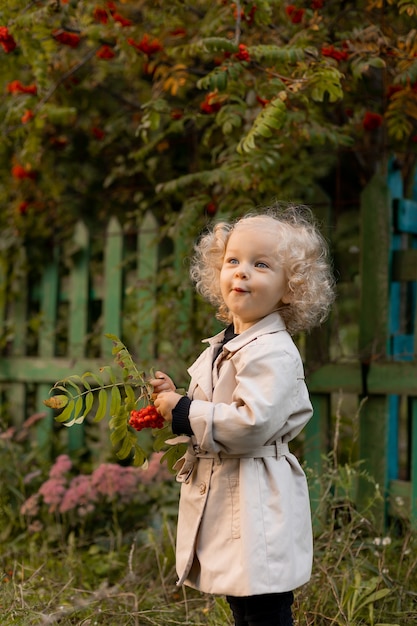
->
[1, 525, 233, 625]
[2, 477, 417, 626]
[1, 421, 417, 625]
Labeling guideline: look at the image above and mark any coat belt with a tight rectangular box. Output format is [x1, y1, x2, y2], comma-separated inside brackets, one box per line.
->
[173, 440, 289, 484]
[196, 440, 289, 460]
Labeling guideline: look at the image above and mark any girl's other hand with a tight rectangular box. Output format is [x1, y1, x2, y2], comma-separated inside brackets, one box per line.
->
[153, 391, 183, 422]
[149, 371, 176, 395]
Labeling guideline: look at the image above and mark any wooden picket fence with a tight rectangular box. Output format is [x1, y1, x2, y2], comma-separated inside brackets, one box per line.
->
[304, 165, 417, 529]
[1, 173, 417, 529]
[0, 211, 195, 457]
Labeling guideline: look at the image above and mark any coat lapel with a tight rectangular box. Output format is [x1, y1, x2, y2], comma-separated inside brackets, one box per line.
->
[187, 314, 287, 401]
[187, 330, 226, 401]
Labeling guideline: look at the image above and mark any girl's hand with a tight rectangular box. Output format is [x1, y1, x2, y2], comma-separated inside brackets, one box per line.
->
[149, 371, 176, 395]
[153, 391, 183, 422]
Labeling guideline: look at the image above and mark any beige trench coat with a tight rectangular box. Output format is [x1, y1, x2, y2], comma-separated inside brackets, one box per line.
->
[173, 312, 313, 597]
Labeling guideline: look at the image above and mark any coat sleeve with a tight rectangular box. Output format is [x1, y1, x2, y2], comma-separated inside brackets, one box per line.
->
[188, 337, 313, 455]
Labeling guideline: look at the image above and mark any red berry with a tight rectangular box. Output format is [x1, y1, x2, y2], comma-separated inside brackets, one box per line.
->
[129, 405, 164, 431]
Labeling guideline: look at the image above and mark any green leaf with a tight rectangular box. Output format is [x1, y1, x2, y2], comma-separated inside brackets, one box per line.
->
[105, 333, 119, 343]
[110, 385, 121, 416]
[355, 588, 392, 612]
[74, 397, 84, 422]
[54, 400, 75, 424]
[53, 385, 72, 394]
[201, 37, 237, 54]
[61, 416, 80, 428]
[43, 105, 77, 125]
[82, 372, 104, 387]
[81, 371, 103, 388]
[237, 98, 287, 153]
[61, 377, 84, 396]
[124, 384, 136, 408]
[159, 445, 187, 474]
[100, 365, 116, 385]
[110, 424, 128, 446]
[368, 57, 386, 69]
[84, 391, 94, 418]
[115, 431, 136, 460]
[43, 394, 69, 410]
[152, 423, 174, 451]
[92, 389, 108, 423]
[250, 45, 305, 64]
[131, 443, 148, 467]
[309, 66, 344, 103]
[109, 410, 127, 431]
[197, 67, 229, 92]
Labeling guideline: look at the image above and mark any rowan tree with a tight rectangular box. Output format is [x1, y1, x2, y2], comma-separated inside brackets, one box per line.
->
[1, 0, 416, 318]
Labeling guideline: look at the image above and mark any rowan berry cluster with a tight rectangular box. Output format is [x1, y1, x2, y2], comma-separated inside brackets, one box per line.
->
[129, 405, 164, 432]
[235, 44, 250, 62]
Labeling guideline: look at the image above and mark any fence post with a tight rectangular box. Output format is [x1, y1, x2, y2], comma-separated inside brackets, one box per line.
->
[102, 216, 123, 358]
[357, 173, 391, 527]
[36, 249, 59, 455]
[9, 248, 28, 426]
[67, 220, 90, 453]
[136, 211, 158, 364]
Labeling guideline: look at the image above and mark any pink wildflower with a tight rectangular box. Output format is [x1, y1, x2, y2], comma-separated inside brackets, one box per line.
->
[38, 477, 67, 513]
[49, 454, 73, 478]
[28, 520, 44, 533]
[59, 475, 96, 514]
[91, 463, 140, 502]
[20, 493, 41, 517]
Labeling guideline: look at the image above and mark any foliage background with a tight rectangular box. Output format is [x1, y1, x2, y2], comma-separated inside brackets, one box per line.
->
[2, 0, 417, 264]
[1, 1, 417, 623]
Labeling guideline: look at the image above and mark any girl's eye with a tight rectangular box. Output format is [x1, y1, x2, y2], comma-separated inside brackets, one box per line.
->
[255, 261, 269, 268]
[227, 258, 239, 264]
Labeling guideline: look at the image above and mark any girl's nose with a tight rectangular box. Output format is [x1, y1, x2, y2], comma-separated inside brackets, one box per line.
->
[235, 265, 249, 278]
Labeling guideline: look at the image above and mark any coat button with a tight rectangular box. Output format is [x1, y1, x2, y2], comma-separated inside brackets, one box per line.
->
[199, 482, 206, 495]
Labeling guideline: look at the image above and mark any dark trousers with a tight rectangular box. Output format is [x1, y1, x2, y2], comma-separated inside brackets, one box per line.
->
[226, 591, 294, 626]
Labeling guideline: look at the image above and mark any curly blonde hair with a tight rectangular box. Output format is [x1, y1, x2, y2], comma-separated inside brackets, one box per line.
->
[190, 204, 335, 334]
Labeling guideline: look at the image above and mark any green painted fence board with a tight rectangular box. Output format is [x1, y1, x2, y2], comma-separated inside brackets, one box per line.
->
[67, 220, 90, 452]
[412, 398, 417, 528]
[307, 363, 362, 394]
[0, 357, 103, 382]
[174, 229, 193, 361]
[102, 217, 123, 358]
[304, 394, 330, 472]
[10, 248, 27, 426]
[69, 221, 89, 358]
[357, 395, 389, 531]
[367, 362, 417, 394]
[11, 248, 28, 358]
[36, 250, 60, 452]
[359, 174, 390, 361]
[357, 174, 391, 528]
[136, 211, 158, 362]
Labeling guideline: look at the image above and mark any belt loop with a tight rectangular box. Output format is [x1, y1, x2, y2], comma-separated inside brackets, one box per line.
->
[275, 439, 285, 458]
[275, 440, 280, 458]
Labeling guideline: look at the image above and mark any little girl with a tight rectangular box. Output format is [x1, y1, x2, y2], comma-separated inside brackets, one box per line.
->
[153, 205, 335, 626]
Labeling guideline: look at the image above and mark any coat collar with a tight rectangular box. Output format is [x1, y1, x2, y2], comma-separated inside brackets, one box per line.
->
[203, 312, 287, 352]
[187, 313, 287, 400]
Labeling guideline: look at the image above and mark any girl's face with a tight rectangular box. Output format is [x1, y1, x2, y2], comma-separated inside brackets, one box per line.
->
[219, 224, 290, 333]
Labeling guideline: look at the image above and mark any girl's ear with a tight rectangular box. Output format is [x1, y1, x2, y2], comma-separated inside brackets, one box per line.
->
[281, 289, 292, 304]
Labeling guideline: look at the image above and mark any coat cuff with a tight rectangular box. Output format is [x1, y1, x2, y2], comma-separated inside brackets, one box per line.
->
[172, 396, 194, 436]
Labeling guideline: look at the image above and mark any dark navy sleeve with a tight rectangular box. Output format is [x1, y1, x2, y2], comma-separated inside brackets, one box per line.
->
[172, 396, 193, 436]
